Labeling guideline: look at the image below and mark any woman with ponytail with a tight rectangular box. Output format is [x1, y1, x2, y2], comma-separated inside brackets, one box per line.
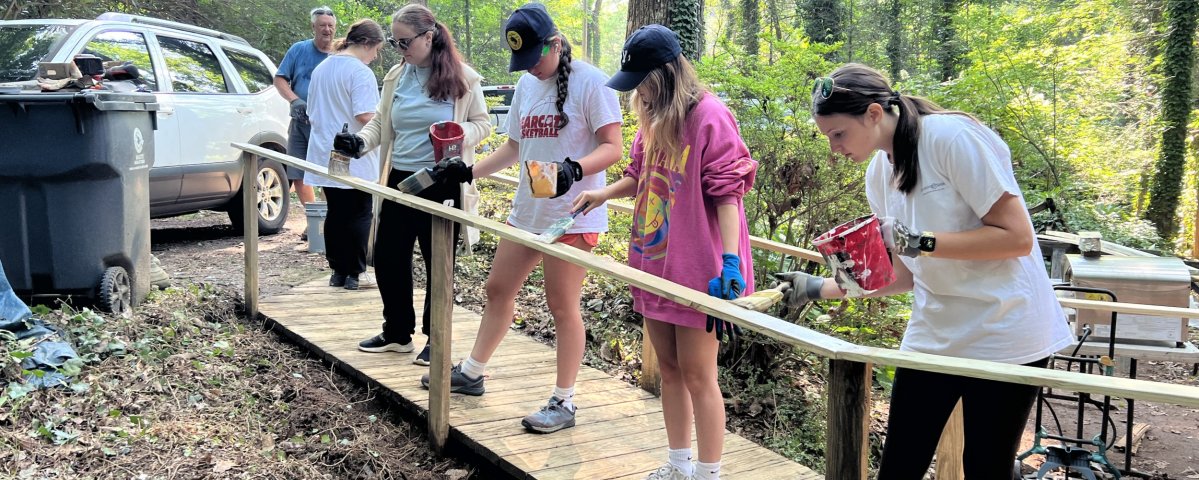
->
[306, 19, 385, 292]
[773, 63, 1072, 479]
[334, 5, 491, 365]
[422, 3, 622, 435]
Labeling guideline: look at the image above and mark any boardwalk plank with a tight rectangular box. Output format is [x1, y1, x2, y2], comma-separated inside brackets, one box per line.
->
[259, 277, 821, 480]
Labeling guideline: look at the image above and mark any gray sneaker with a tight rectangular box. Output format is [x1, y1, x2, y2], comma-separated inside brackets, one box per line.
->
[521, 396, 576, 433]
[645, 464, 693, 480]
[420, 363, 485, 396]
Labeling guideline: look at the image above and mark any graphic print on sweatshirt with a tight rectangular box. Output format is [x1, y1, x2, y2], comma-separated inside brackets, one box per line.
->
[632, 145, 691, 260]
[520, 97, 562, 139]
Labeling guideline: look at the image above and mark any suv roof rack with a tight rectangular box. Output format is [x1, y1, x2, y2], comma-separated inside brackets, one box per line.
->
[96, 12, 250, 46]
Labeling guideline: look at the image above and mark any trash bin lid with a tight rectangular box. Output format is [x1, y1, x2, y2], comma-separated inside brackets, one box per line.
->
[1064, 254, 1192, 284]
[0, 91, 158, 112]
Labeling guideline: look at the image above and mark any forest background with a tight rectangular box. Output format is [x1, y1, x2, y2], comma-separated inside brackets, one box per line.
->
[3, 0, 1198, 475]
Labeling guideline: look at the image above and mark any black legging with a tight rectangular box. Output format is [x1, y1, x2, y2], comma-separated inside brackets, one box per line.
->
[323, 187, 372, 276]
[373, 168, 460, 345]
[877, 357, 1048, 480]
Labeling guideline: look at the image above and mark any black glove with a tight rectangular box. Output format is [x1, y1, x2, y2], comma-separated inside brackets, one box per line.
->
[333, 124, 365, 159]
[550, 157, 584, 199]
[771, 271, 826, 308]
[706, 253, 743, 343]
[289, 98, 308, 123]
[430, 156, 473, 184]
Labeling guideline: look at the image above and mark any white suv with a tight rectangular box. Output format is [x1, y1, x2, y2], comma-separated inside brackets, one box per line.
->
[0, 13, 292, 233]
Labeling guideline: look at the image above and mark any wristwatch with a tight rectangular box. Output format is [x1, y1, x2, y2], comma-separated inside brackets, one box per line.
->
[916, 231, 936, 256]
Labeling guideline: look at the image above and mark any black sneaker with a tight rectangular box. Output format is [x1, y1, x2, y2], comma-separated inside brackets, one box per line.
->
[358, 334, 414, 353]
[329, 273, 347, 287]
[343, 274, 359, 290]
[420, 363, 485, 395]
[413, 344, 431, 366]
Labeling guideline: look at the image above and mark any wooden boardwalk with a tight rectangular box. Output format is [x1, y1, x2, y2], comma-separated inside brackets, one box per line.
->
[260, 276, 820, 480]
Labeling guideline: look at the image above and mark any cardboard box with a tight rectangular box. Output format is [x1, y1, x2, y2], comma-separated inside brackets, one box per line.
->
[1064, 254, 1190, 345]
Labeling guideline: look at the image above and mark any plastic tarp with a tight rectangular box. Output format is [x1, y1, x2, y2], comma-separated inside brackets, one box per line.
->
[0, 258, 78, 389]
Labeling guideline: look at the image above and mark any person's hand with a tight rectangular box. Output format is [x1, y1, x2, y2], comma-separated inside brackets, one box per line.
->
[289, 98, 308, 123]
[550, 157, 584, 199]
[333, 125, 365, 159]
[706, 253, 744, 342]
[571, 189, 608, 215]
[431, 156, 473, 184]
[771, 271, 826, 307]
[878, 216, 921, 257]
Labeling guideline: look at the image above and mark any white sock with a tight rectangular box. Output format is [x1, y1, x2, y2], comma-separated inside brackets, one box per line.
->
[460, 356, 486, 380]
[667, 448, 694, 475]
[552, 385, 575, 411]
[694, 460, 720, 480]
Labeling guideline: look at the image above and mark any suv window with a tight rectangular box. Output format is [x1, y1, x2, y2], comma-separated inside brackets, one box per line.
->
[81, 30, 157, 91]
[483, 88, 515, 110]
[0, 24, 78, 82]
[157, 35, 230, 93]
[223, 48, 273, 93]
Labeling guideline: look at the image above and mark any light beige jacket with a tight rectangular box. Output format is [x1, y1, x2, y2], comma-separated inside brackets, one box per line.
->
[359, 61, 491, 250]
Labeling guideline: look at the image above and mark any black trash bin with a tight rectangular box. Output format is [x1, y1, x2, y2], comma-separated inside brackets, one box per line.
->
[0, 91, 158, 315]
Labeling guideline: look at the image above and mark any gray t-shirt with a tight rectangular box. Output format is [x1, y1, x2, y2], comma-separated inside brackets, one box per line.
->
[390, 64, 454, 171]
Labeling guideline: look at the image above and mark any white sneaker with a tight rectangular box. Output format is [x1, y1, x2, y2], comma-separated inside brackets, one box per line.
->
[645, 464, 693, 480]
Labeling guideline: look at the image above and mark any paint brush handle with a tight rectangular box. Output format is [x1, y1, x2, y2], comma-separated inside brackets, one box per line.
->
[570, 202, 590, 218]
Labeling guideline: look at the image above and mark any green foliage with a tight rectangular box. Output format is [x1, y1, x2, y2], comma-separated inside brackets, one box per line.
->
[670, 0, 705, 60]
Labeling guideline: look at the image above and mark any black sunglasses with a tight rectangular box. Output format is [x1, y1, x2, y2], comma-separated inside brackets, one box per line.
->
[388, 31, 430, 51]
[310, 7, 333, 16]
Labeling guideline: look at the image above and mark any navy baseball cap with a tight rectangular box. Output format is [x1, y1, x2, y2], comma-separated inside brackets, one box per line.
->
[504, 3, 556, 72]
[606, 24, 682, 92]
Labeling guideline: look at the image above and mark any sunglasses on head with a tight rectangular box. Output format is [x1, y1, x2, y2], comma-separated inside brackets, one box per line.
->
[310, 7, 333, 16]
[387, 31, 429, 51]
[813, 77, 839, 100]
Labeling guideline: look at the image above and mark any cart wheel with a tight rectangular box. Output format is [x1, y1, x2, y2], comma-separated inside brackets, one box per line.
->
[99, 266, 132, 317]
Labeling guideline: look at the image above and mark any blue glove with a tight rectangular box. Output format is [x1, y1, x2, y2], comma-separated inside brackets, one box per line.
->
[706, 253, 744, 342]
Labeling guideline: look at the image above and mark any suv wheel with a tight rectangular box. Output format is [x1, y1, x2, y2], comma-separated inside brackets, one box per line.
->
[228, 156, 289, 235]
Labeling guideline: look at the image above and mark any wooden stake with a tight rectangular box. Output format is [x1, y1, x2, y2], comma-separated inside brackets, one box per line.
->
[827, 359, 871, 480]
[639, 322, 660, 396]
[935, 400, 964, 479]
[427, 213, 454, 453]
[241, 152, 259, 320]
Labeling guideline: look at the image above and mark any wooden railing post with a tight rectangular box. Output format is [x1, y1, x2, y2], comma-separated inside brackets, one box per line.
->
[935, 400, 965, 479]
[827, 359, 871, 480]
[427, 212, 455, 453]
[241, 152, 258, 319]
[639, 323, 660, 395]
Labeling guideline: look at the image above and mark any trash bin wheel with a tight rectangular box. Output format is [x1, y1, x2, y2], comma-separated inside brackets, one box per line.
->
[228, 156, 289, 235]
[98, 266, 132, 317]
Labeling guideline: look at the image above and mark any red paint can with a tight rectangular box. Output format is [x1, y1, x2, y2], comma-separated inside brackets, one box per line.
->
[812, 214, 895, 293]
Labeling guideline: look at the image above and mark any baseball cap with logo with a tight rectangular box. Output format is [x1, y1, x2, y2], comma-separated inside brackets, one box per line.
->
[504, 3, 556, 72]
[605, 24, 682, 92]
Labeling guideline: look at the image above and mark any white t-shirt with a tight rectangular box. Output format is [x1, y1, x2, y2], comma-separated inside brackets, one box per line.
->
[305, 54, 380, 188]
[505, 60, 622, 234]
[865, 114, 1073, 364]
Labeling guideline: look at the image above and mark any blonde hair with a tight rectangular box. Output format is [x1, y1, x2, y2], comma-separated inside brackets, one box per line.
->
[630, 55, 706, 163]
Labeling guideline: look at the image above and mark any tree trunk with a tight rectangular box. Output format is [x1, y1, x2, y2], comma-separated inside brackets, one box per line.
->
[590, 0, 604, 62]
[886, 0, 903, 80]
[627, 0, 703, 60]
[463, 0, 471, 61]
[802, 0, 845, 47]
[740, 0, 760, 57]
[1145, 0, 1198, 239]
[935, 0, 960, 81]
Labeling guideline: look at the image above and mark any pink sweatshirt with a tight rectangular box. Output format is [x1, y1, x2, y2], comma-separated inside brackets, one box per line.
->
[623, 93, 758, 329]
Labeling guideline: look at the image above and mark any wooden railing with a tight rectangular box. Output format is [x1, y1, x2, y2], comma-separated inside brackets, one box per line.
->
[235, 145, 1199, 479]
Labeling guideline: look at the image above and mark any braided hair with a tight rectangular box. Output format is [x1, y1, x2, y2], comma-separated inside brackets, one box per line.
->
[552, 32, 573, 129]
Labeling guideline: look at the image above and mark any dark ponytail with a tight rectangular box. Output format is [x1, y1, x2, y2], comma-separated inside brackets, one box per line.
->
[813, 63, 973, 194]
[553, 33, 573, 129]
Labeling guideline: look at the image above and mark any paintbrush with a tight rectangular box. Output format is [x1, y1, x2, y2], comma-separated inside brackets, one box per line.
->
[729, 282, 790, 312]
[396, 167, 436, 195]
[535, 203, 589, 243]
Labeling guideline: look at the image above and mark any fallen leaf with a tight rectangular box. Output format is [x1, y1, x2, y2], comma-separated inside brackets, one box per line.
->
[213, 460, 236, 473]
